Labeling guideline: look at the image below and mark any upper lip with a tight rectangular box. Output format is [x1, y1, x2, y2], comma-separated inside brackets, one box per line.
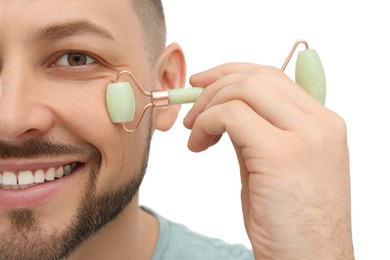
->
[0, 158, 81, 172]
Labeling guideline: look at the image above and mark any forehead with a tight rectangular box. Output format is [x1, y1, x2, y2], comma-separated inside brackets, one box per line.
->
[0, 0, 141, 41]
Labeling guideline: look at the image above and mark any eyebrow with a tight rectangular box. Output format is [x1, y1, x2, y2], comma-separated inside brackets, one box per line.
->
[34, 20, 115, 41]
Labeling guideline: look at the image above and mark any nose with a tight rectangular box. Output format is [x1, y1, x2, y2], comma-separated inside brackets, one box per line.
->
[0, 66, 53, 143]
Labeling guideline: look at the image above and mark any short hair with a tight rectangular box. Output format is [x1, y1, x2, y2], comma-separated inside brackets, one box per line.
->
[130, 0, 167, 62]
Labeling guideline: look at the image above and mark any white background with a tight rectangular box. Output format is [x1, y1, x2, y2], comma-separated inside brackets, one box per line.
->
[140, 1, 390, 259]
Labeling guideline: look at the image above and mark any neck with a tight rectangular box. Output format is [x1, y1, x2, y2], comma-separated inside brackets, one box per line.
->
[69, 196, 158, 259]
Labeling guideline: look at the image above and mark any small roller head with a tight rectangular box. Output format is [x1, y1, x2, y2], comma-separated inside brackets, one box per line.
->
[106, 82, 136, 123]
[295, 49, 326, 105]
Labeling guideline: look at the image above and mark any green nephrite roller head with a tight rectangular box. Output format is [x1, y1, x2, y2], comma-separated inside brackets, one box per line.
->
[295, 49, 326, 105]
[106, 82, 135, 123]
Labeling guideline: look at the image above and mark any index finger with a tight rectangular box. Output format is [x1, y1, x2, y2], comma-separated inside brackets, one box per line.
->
[190, 63, 259, 87]
[190, 63, 321, 113]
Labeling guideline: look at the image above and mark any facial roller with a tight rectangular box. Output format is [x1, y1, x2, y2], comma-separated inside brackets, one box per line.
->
[106, 71, 204, 133]
[106, 39, 326, 133]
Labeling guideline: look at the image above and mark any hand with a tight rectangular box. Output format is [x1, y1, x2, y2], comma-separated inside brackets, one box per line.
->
[184, 63, 354, 259]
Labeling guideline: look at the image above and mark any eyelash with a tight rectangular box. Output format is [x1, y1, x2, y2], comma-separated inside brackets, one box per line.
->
[51, 51, 100, 68]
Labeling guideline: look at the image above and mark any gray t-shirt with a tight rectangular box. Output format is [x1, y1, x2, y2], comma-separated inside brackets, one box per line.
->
[147, 209, 254, 260]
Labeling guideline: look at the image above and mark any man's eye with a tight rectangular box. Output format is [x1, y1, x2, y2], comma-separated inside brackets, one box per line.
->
[56, 53, 96, 66]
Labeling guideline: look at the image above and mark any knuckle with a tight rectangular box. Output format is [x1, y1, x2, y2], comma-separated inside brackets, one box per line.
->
[301, 111, 348, 149]
[223, 99, 247, 116]
[249, 65, 281, 77]
[245, 66, 284, 88]
[332, 113, 347, 134]
[328, 112, 348, 143]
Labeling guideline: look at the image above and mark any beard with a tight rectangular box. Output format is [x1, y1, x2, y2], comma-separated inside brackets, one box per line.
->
[0, 135, 151, 260]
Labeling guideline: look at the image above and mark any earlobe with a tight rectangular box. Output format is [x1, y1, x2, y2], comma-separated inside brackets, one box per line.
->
[153, 43, 186, 131]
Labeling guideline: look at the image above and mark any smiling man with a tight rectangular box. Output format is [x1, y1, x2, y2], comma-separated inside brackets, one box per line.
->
[0, 0, 354, 259]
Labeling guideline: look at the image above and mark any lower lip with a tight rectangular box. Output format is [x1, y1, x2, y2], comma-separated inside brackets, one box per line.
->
[0, 167, 82, 209]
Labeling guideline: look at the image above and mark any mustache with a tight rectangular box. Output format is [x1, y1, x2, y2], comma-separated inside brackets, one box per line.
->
[0, 138, 101, 163]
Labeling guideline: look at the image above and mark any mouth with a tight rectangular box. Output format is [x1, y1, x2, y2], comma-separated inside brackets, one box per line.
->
[0, 162, 81, 190]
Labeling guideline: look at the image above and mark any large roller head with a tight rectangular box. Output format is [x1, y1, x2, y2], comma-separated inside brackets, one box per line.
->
[281, 40, 326, 105]
[295, 49, 326, 105]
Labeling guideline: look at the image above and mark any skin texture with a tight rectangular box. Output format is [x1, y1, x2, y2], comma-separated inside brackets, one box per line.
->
[0, 0, 184, 259]
[185, 64, 354, 259]
[0, 0, 354, 259]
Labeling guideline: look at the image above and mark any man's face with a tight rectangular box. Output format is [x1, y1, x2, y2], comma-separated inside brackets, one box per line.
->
[0, 0, 155, 258]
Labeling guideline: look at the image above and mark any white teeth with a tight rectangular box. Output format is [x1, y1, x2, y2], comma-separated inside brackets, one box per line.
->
[0, 163, 76, 188]
[3, 171, 17, 185]
[45, 167, 56, 181]
[55, 167, 64, 178]
[18, 171, 34, 185]
[34, 169, 45, 184]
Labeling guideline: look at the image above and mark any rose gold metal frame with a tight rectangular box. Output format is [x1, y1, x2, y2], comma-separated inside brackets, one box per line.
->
[281, 39, 309, 71]
[115, 71, 170, 133]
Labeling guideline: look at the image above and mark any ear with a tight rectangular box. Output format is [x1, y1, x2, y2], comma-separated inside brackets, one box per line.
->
[153, 43, 186, 131]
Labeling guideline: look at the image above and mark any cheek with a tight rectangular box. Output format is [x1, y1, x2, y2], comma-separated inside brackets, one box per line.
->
[45, 79, 152, 190]
[92, 126, 151, 193]
[49, 79, 113, 139]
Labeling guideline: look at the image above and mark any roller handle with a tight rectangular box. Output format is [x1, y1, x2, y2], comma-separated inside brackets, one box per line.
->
[168, 87, 204, 105]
